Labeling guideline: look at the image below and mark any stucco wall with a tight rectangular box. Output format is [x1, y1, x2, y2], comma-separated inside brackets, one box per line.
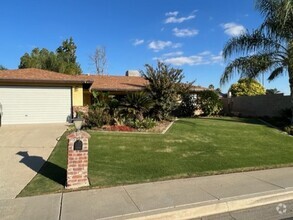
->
[222, 94, 291, 117]
[72, 85, 83, 106]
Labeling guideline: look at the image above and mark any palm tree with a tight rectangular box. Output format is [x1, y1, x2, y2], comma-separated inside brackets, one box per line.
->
[220, 0, 293, 124]
[121, 92, 154, 121]
[266, 88, 281, 95]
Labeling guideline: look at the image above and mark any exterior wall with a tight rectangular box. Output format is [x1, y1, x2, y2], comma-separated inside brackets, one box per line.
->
[72, 85, 83, 106]
[222, 94, 291, 117]
[83, 91, 91, 106]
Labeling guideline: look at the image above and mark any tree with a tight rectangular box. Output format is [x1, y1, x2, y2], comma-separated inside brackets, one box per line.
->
[142, 61, 192, 120]
[90, 46, 107, 74]
[266, 88, 281, 94]
[0, 65, 7, 70]
[19, 37, 82, 75]
[208, 84, 215, 90]
[19, 48, 57, 71]
[220, 0, 293, 124]
[196, 90, 223, 116]
[121, 92, 153, 121]
[55, 37, 82, 75]
[229, 78, 266, 96]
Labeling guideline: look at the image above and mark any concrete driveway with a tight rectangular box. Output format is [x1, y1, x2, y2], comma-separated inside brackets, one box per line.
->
[0, 124, 67, 199]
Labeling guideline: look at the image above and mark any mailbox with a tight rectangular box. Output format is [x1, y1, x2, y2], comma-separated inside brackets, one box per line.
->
[66, 131, 90, 189]
[74, 140, 83, 151]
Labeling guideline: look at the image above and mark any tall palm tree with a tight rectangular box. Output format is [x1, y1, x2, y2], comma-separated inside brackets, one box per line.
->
[220, 0, 293, 124]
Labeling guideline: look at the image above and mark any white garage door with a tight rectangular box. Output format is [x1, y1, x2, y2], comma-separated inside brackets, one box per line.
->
[0, 86, 72, 125]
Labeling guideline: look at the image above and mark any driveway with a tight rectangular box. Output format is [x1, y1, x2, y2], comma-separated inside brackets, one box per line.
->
[0, 124, 67, 199]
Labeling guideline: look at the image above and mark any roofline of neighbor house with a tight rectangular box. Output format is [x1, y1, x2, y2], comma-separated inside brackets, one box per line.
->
[89, 87, 144, 92]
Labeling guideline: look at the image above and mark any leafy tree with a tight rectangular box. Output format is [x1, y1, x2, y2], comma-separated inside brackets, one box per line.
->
[19, 37, 81, 75]
[19, 48, 57, 70]
[220, 0, 293, 124]
[208, 84, 215, 90]
[196, 90, 223, 116]
[266, 88, 281, 94]
[142, 61, 192, 120]
[229, 78, 266, 96]
[0, 65, 7, 70]
[55, 37, 82, 75]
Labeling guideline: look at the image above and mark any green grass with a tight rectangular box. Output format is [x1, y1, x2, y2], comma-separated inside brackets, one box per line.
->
[18, 117, 293, 197]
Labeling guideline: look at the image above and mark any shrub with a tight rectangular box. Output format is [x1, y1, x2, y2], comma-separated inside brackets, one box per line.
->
[142, 61, 193, 121]
[84, 108, 111, 128]
[196, 90, 223, 116]
[173, 93, 196, 117]
[284, 126, 293, 135]
[121, 92, 153, 121]
[126, 118, 156, 130]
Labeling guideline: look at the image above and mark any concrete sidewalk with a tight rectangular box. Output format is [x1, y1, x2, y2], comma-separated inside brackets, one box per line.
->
[1, 167, 293, 220]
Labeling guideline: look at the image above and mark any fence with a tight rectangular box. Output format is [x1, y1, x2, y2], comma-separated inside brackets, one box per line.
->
[221, 94, 291, 117]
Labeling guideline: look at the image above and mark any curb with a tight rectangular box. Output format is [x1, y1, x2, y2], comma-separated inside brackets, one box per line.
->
[104, 189, 293, 220]
[161, 120, 176, 134]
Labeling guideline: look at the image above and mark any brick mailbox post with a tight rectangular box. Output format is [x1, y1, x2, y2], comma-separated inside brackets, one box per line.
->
[66, 131, 91, 189]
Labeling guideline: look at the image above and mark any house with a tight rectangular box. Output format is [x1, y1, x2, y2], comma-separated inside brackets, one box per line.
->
[0, 68, 206, 125]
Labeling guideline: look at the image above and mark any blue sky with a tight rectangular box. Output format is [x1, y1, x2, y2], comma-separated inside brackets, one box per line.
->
[0, 0, 290, 94]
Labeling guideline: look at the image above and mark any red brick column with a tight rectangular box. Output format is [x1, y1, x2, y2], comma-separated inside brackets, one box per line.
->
[66, 131, 91, 189]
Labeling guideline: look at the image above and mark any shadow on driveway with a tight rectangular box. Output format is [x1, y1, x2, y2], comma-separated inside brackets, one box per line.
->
[17, 151, 66, 186]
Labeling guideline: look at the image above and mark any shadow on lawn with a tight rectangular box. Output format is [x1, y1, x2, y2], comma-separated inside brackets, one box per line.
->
[16, 151, 66, 186]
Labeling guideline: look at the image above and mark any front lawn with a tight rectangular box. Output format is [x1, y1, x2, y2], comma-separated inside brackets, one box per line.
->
[19, 117, 293, 197]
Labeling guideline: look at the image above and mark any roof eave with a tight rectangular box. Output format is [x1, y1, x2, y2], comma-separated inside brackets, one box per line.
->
[0, 79, 93, 84]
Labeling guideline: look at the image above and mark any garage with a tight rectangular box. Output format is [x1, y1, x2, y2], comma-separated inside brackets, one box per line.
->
[0, 86, 72, 125]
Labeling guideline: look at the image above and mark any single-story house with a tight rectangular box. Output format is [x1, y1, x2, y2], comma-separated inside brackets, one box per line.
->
[0, 68, 206, 125]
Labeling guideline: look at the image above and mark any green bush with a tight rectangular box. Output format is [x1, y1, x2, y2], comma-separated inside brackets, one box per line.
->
[84, 108, 111, 128]
[173, 93, 196, 117]
[126, 118, 156, 130]
[196, 90, 223, 116]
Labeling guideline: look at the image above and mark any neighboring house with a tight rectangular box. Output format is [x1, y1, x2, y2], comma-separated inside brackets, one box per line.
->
[0, 68, 206, 125]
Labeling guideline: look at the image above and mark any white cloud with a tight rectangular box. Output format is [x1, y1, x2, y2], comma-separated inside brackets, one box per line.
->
[165, 15, 195, 24]
[165, 11, 178, 17]
[222, 22, 246, 37]
[157, 50, 223, 66]
[148, 40, 182, 52]
[164, 11, 196, 24]
[133, 39, 144, 46]
[173, 28, 198, 37]
[164, 56, 204, 66]
[172, 42, 182, 48]
[162, 51, 184, 57]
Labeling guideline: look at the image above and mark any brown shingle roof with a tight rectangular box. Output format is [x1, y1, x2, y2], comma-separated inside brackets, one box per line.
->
[76, 75, 148, 92]
[0, 68, 91, 84]
[0, 68, 207, 92]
